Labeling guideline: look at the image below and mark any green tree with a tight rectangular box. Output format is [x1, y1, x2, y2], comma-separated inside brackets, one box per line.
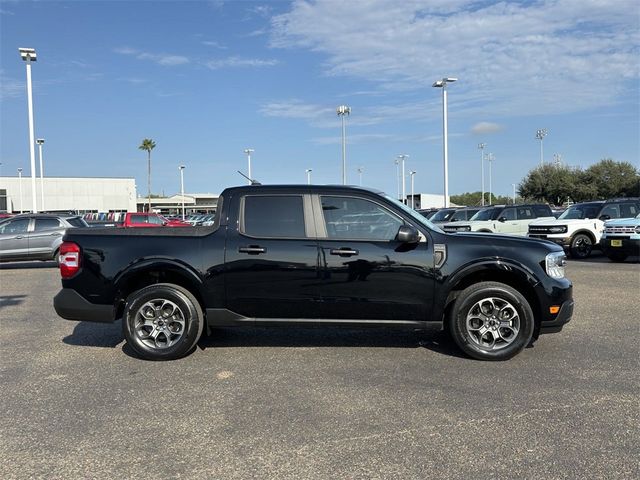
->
[580, 159, 639, 199]
[450, 191, 513, 206]
[138, 138, 156, 212]
[518, 164, 580, 205]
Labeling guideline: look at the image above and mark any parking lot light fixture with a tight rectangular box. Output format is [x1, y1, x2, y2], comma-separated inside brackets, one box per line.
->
[36, 138, 45, 211]
[432, 77, 457, 208]
[397, 154, 409, 204]
[478, 143, 486, 206]
[179, 165, 186, 220]
[244, 149, 254, 184]
[306, 168, 312, 185]
[17, 168, 24, 213]
[394, 158, 401, 200]
[536, 129, 548, 165]
[512, 183, 516, 204]
[487, 153, 495, 204]
[357, 167, 364, 186]
[19, 47, 38, 213]
[337, 105, 351, 185]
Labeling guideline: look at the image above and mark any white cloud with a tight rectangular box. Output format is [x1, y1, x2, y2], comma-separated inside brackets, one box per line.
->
[471, 122, 504, 135]
[202, 40, 227, 49]
[270, 0, 640, 116]
[311, 133, 398, 145]
[114, 47, 189, 66]
[204, 56, 278, 69]
[0, 71, 23, 99]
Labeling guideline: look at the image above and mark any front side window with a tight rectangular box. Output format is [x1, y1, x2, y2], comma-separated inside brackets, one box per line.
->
[321, 196, 403, 241]
[148, 215, 165, 225]
[533, 205, 551, 218]
[500, 208, 516, 221]
[599, 204, 619, 219]
[129, 215, 148, 224]
[34, 218, 61, 231]
[471, 207, 501, 221]
[0, 218, 30, 235]
[620, 203, 639, 218]
[243, 195, 305, 238]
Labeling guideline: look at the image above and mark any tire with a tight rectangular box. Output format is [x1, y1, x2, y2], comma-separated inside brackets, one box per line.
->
[606, 252, 627, 262]
[53, 248, 60, 264]
[448, 281, 534, 361]
[122, 283, 204, 361]
[569, 233, 593, 259]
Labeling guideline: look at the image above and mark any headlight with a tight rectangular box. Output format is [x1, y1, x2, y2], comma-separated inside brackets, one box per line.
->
[635, 225, 640, 234]
[459, 226, 471, 232]
[545, 251, 567, 279]
[549, 226, 567, 234]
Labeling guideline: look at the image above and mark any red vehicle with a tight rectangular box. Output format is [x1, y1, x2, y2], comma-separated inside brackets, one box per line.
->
[122, 213, 190, 228]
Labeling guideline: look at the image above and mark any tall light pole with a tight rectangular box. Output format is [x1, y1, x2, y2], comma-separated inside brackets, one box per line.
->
[306, 168, 312, 185]
[512, 183, 517, 204]
[394, 158, 400, 200]
[487, 153, 494, 205]
[409, 171, 416, 209]
[478, 142, 486, 206]
[17, 168, 24, 213]
[179, 165, 185, 220]
[536, 128, 547, 165]
[36, 138, 45, 211]
[19, 47, 38, 213]
[243, 148, 254, 183]
[357, 167, 364, 186]
[432, 77, 457, 208]
[397, 154, 409, 204]
[337, 105, 351, 185]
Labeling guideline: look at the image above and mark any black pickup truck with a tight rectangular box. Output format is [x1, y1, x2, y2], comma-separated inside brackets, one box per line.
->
[54, 185, 573, 361]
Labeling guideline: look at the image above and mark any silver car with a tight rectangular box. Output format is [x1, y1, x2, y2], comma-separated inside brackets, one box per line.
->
[0, 214, 88, 262]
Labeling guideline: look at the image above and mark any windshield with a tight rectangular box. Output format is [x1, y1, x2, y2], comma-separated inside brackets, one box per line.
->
[431, 209, 456, 222]
[470, 207, 501, 221]
[558, 203, 602, 220]
[450, 209, 479, 222]
[383, 194, 444, 233]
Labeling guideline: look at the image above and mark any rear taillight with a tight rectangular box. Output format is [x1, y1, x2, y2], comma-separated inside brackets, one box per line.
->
[59, 242, 81, 278]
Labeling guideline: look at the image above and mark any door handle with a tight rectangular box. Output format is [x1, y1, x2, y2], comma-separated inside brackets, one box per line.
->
[50, 232, 62, 236]
[15, 235, 24, 239]
[330, 248, 359, 257]
[238, 246, 267, 255]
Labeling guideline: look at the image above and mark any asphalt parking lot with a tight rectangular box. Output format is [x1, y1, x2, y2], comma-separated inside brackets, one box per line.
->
[1, 254, 638, 480]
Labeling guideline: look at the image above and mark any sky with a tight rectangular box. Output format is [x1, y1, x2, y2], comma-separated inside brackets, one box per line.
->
[1, 0, 639, 200]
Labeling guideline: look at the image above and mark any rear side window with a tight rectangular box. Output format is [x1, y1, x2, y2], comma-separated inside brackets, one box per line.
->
[129, 215, 148, 224]
[533, 205, 551, 217]
[243, 195, 305, 238]
[34, 218, 61, 231]
[517, 207, 535, 220]
[66, 217, 88, 228]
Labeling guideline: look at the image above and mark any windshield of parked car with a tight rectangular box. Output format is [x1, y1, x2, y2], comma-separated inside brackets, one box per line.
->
[450, 209, 479, 222]
[470, 207, 501, 221]
[558, 203, 602, 220]
[383, 194, 444, 233]
[430, 209, 456, 222]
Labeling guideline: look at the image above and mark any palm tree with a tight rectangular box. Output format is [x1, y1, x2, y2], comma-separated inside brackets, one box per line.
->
[138, 138, 156, 212]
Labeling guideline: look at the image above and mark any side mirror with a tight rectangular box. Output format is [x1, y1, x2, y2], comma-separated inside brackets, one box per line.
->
[162, 221, 168, 226]
[396, 225, 419, 244]
[498, 217, 507, 223]
[599, 215, 610, 221]
[450, 218, 457, 222]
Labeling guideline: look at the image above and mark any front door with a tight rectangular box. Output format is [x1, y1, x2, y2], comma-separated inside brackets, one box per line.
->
[314, 194, 434, 322]
[224, 193, 320, 319]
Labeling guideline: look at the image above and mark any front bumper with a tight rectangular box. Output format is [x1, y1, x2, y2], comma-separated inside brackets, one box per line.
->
[539, 299, 574, 334]
[600, 238, 640, 257]
[53, 288, 115, 323]
[528, 234, 572, 247]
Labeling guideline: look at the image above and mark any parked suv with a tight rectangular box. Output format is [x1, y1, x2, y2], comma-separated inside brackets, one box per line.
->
[447, 207, 481, 223]
[528, 198, 640, 259]
[443, 204, 554, 236]
[599, 213, 640, 262]
[0, 213, 88, 262]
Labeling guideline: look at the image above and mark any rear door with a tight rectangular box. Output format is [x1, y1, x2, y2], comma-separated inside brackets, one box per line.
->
[224, 193, 321, 319]
[28, 217, 64, 258]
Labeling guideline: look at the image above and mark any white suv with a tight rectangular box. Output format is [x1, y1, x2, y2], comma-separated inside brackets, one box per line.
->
[442, 204, 554, 236]
[528, 199, 640, 259]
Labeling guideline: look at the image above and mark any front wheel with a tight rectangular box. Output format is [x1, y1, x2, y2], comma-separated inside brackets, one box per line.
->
[569, 233, 593, 259]
[122, 283, 204, 360]
[448, 282, 534, 361]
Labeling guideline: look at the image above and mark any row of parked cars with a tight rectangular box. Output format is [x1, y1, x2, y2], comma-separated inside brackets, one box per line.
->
[1, 197, 638, 263]
[419, 197, 640, 261]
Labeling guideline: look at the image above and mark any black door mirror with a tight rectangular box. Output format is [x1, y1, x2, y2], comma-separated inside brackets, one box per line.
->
[498, 216, 507, 223]
[396, 225, 419, 243]
[599, 214, 611, 221]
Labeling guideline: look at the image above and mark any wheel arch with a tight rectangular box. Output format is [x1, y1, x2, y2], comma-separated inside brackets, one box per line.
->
[113, 260, 205, 319]
[439, 262, 543, 338]
[570, 229, 596, 244]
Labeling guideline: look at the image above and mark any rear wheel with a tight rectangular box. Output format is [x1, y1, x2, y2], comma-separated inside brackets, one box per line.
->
[569, 233, 593, 259]
[448, 281, 534, 361]
[122, 283, 204, 361]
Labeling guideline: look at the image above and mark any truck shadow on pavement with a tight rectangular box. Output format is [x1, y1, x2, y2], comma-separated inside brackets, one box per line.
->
[63, 320, 124, 348]
[198, 327, 470, 359]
